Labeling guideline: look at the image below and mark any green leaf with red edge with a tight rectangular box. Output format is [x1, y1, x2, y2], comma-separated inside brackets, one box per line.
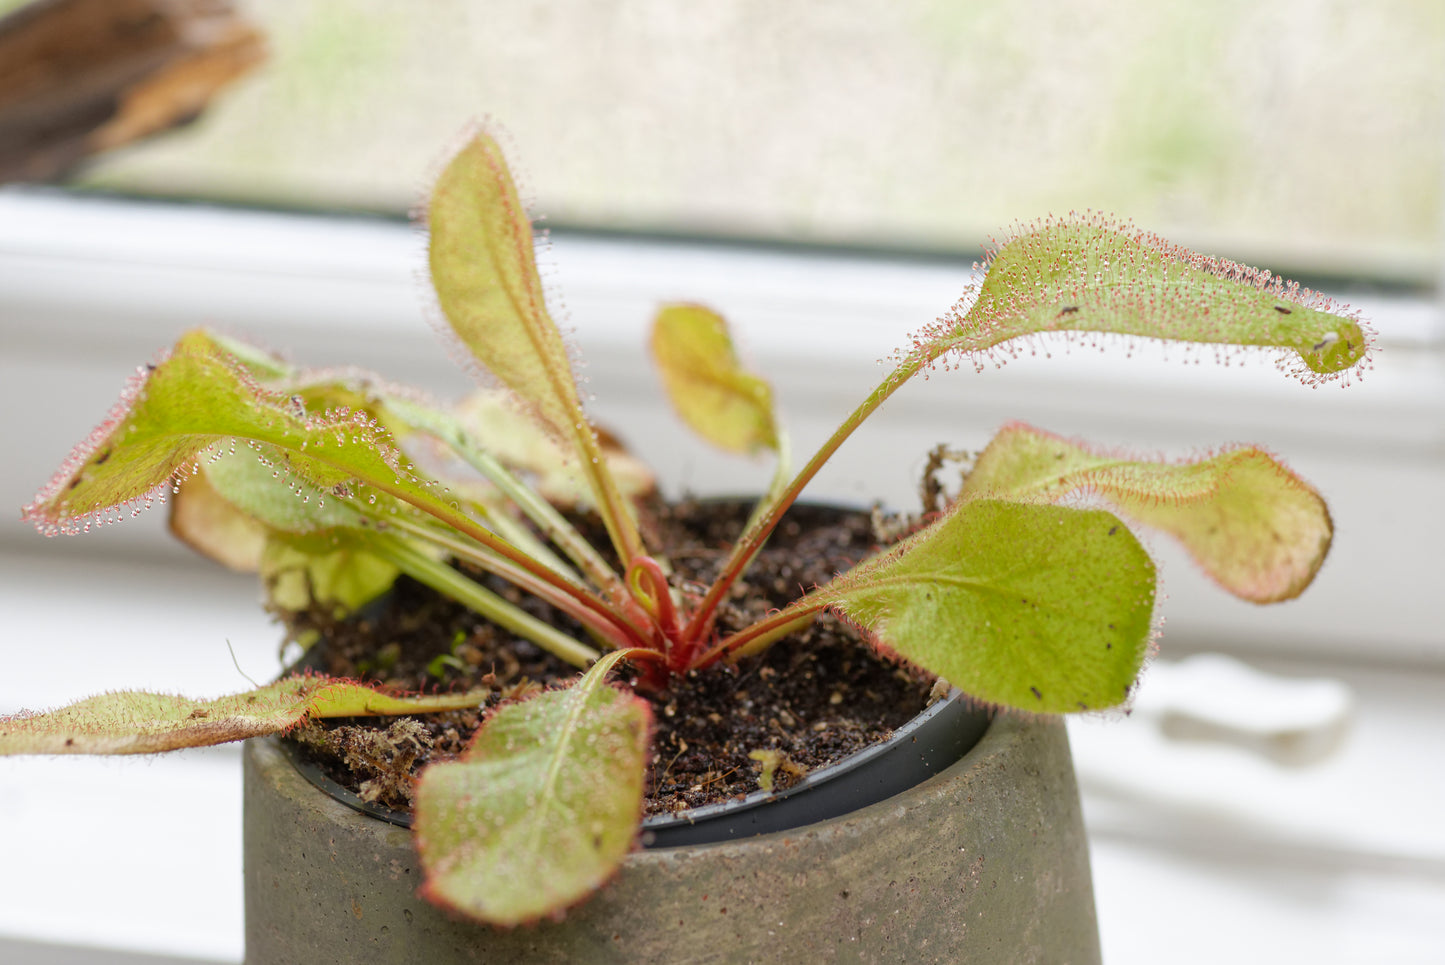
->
[807, 498, 1155, 713]
[414, 650, 651, 925]
[0, 677, 486, 756]
[651, 303, 780, 456]
[427, 131, 643, 563]
[24, 329, 493, 549]
[427, 131, 584, 443]
[168, 346, 601, 575]
[960, 423, 1333, 603]
[58, 331, 612, 663]
[918, 214, 1371, 382]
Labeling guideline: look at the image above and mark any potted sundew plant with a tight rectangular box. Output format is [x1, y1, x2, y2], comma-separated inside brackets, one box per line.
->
[3, 131, 1370, 959]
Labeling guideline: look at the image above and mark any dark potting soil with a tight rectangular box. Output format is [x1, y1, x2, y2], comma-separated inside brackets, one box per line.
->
[282, 499, 938, 817]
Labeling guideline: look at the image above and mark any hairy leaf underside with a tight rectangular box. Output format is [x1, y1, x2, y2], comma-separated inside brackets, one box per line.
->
[0, 678, 485, 755]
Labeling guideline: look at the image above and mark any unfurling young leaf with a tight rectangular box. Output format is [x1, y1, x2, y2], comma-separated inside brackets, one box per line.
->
[806, 499, 1155, 713]
[651, 303, 780, 456]
[414, 650, 651, 925]
[0, 678, 486, 756]
[960, 423, 1332, 603]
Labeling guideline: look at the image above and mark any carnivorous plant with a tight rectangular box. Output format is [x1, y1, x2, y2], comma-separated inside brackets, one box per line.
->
[3, 131, 1372, 924]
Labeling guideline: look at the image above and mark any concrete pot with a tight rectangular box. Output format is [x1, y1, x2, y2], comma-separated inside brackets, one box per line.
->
[244, 709, 1100, 963]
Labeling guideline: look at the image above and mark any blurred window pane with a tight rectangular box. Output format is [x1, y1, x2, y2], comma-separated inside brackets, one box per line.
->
[36, 0, 1445, 287]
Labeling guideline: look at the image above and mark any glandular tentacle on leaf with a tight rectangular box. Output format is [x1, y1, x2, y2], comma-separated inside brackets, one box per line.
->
[24, 329, 645, 659]
[917, 212, 1373, 384]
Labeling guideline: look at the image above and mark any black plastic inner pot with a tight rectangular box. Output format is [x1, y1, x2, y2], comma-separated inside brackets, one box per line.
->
[279, 499, 991, 848]
[280, 689, 990, 850]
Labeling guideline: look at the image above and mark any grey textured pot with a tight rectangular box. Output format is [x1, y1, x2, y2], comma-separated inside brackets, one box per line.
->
[244, 711, 1100, 964]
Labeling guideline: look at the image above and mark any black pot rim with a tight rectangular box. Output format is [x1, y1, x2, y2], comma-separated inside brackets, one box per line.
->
[280, 687, 991, 849]
[279, 499, 992, 848]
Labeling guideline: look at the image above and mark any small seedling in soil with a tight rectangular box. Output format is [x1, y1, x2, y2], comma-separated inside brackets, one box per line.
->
[4, 130, 1371, 926]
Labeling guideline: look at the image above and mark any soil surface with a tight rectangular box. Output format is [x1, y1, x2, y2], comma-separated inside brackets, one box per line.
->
[282, 498, 938, 817]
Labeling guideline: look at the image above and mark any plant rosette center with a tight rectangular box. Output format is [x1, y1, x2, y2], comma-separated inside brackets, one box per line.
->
[286, 499, 941, 820]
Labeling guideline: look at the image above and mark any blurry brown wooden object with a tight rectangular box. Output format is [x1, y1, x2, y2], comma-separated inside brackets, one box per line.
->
[0, 0, 264, 182]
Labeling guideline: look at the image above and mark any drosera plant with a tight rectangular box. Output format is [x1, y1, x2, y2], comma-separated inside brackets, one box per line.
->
[2, 130, 1371, 926]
